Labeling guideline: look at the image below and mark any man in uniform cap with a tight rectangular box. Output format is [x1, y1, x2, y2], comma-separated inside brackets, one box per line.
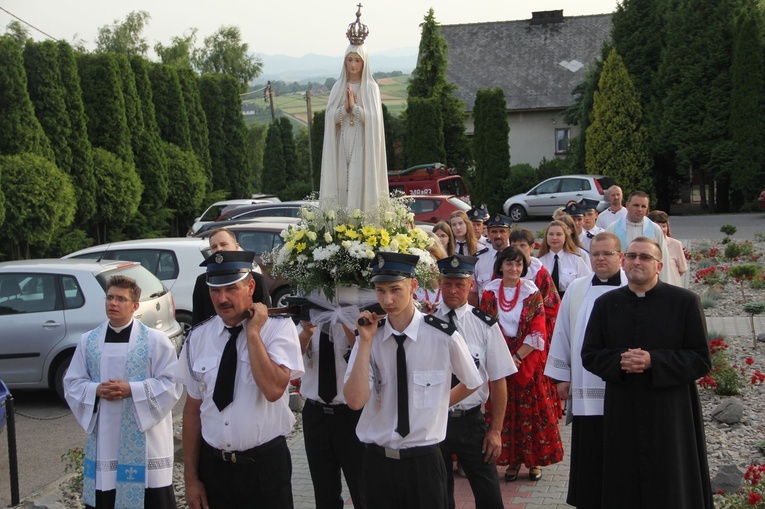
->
[176, 251, 304, 509]
[467, 205, 490, 249]
[578, 199, 604, 252]
[470, 213, 512, 306]
[344, 252, 482, 509]
[564, 202, 586, 237]
[435, 255, 516, 509]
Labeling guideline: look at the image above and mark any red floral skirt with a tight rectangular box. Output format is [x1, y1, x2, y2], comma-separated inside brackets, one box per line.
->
[484, 335, 565, 467]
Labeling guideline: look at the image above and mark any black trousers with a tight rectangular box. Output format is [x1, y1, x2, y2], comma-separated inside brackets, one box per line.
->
[440, 409, 503, 509]
[198, 436, 293, 509]
[86, 486, 176, 509]
[567, 415, 605, 509]
[362, 444, 447, 509]
[302, 400, 366, 509]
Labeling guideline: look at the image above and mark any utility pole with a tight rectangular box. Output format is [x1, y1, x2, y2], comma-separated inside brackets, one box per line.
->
[305, 89, 315, 193]
[265, 81, 275, 121]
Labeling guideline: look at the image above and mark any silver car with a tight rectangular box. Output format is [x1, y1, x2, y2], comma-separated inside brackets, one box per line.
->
[0, 259, 182, 400]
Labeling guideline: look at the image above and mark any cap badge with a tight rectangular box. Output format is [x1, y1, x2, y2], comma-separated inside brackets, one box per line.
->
[215, 253, 224, 264]
[377, 254, 385, 268]
[450, 257, 460, 268]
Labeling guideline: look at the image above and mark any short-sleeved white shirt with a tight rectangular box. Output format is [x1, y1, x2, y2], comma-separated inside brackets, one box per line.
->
[473, 246, 503, 296]
[300, 323, 352, 405]
[538, 250, 592, 293]
[175, 315, 304, 451]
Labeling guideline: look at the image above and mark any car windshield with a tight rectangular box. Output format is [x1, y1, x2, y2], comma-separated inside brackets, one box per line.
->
[95, 265, 167, 301]
[200, 205, 226, 221]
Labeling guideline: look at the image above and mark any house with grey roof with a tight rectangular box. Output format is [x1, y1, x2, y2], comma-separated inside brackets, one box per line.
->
[440, 10, 613, 167]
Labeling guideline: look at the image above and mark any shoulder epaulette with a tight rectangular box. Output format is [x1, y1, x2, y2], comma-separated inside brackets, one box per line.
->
[424, 314, 456, 335]
[186, 315, 215, 340]
[475, 247, 489, 257]
[471, 307, 498, 327]
[377, 318, 387, 328]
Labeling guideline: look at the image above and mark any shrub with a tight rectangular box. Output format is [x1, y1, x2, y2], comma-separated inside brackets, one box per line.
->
[694, 266, 729, 285]
[725, 242, 743, 259]
[698, 336, 765, 395]
[696, 258, 717, 270]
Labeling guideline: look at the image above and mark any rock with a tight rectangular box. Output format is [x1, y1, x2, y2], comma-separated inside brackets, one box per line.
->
[711, 398, 744, 424]
[758, 332, 765, 343]
[22, 493, 66, 509]
[289, 393, 304, 412]
[711, 464, 745, 493]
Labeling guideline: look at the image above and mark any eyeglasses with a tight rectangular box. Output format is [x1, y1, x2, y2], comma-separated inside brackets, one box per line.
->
[590, 251, 619, 258]
[106, 295, 134, 303]
[624, 252, 660, 262]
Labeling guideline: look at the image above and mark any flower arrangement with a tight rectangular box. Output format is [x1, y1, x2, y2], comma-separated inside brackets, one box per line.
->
[715, 464, 765, 509]
[698, 336, 765, 395]
[267, 195, 438, 300]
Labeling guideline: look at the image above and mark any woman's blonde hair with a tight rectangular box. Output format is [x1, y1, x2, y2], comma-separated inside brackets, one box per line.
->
[557, 214, 586, 251]
[538, 220, 582, 257]
[426, 233, 448, 260]
[432, 221, 456, 256]
[449, 210, 478, 255]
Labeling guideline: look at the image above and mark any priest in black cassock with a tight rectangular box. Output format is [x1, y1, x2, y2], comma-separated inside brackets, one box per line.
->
[581, 236, 713, 509]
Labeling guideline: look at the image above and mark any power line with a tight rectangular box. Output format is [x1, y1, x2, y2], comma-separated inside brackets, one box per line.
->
[0, 6, 59, 42]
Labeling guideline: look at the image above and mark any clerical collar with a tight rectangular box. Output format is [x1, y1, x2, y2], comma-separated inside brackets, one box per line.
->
[109, 320, 133, 333]
[106, 320, 133, 343]
[592, 272, 621, 286]
[626, 219, 644, 227]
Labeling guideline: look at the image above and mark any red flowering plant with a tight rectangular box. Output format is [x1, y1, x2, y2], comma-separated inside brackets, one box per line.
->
[694, 266, 729, 285]
[698, 336, 765, 395]
[715, 464, 765, 509]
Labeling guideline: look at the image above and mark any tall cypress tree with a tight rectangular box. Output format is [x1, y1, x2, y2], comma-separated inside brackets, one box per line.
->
[57, 40, 96, 224]
[262, 121, 286, 195]
[148, 63, 191, 150]
[247, 123, 267, 194]
[473, 88, 510, 214]
[277, 117, 298, 181]
[0, 36, 54, 160]
[311, 110, 326, 193]
[163, 141, 206, 236]
[219, 74, 251, 197]
[177, 67, 212, 186]
[404, 96, 445, 166]
[91, 147, 143, 243]
[586, 48, 653, 198]
[199, 74, 227, 192]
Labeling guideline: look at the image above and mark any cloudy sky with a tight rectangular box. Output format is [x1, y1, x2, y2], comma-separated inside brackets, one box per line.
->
[1, 1, 619, 58]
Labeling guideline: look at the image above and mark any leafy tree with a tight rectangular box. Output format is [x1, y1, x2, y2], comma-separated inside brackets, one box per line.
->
[277, 117, 298, 181]
[404, 96, 445, 166]
[57, 41, 96, 224]
[95, 10, 151, 57]
[177, 67, 212, 184]
[472, 88, 510, 214]
[163, 142, 206, 236]
[502, 164, 538, 201]
[586, 48, 653, 198]
[154, 30, 197, 68]
[407, 9, 471, 169]
[324, 77, 337, 90]
[262, 121, 286, 196]
[537, 157, 572, 181]
[0, 153, 76, 259]
[91, 147, 143, 243]
[148, 63, 191, 150]
[77, 53, 134, 164]
[193, 26, 262, 91]
[0, 36, 54, 160]
[2, 20, 30, 46]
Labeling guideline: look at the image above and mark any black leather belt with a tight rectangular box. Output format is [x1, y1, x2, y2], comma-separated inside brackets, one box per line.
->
[202, 436, 285, 465]
[365, 443, 439, 460]
[448, 406, 481, 418]
[305, 398, 353, 415]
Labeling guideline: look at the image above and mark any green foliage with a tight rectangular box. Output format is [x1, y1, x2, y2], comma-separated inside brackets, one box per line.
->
[77, 53, 133, 164]
[0, 36, 55, 161]
[192, 25, 263, 91]
[51, 229, 92, 258]
[95, 10, 151, 57]
[408, 9, 448, 99]
[696, 258, 717, 270]
[57, 41, 96, 225]
[537, 157, 570, 181]
[277, 117, 298, 181]
[501, 164, 538, 200]
[700, 294, 717, 309]
[154, 30, 197, 68]
[729, 264, 761, 280]
[148, 63, 191, 150]
[3, 20, 31, 46]
[91, 148, 143, 243]
[61, 447, 84, 493]
[725, 242, 743, 259]
[246, 123, 267, 194]
[744, 302, 765, 315]
[404, 96, 445, 167]
[219, 75, 251, 197]
[472, 88, 510, 214]
[721, 224, 738, 238]
[176, 67, 212, 185]
[163, 142, 206, 236]
[755, 232, 765, 243]
[0, 153, 76, 259]
[311, 110, 326, 192]
[262, 121, 286, 196]
[586, 48, 653, 198]
[199, 74, 227, 192]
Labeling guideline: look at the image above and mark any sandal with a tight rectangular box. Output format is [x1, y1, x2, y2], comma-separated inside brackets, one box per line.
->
[504, 466, 520, 482]
[529, 466, 542, 481]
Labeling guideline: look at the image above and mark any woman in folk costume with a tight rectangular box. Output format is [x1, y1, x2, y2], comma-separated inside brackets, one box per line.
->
[481, 247, 563, 483]
[319, 5, 388, 212]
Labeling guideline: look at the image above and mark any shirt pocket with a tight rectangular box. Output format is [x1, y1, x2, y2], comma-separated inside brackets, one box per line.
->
[239, 351, 257, 385]
[413, 370, 446, 409]
[191, 356, 219, 395]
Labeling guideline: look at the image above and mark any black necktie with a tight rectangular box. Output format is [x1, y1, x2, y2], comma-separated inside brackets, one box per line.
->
[457, 242, 465, 255]
[393, 334, 410, 437]
[446, 310, 461, 389]
[551, 254, 560, 291]
[318, 329, 337, 404]
[213, 325, 243, 411]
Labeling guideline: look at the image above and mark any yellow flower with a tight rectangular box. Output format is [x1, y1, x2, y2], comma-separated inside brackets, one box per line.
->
[335, 224, 347, 233]
[296, 242, 307, 253]
[365, 236, 378, 247]
[285, 240, 296, 252]
[394, 233, 411, 251]
[362, 226, 376, 237]
[379, 230, 390, 246]
[345, 229, 359, 240]
[294, 230, 305, 241]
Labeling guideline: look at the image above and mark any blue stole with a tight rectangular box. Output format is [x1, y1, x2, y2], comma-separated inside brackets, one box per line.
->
[82, 322, 150, 509]
[610, 217, 659, 246]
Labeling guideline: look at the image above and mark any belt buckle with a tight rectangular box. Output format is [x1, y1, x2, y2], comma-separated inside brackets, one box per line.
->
[322, 405, 334, 415]
[384, 447, 401, 460]
[221, 450, 237, 463]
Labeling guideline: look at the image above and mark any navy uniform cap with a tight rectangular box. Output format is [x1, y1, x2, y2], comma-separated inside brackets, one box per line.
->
[578, 198, 599, 211]
[370, 252, 419, 282]
[201, 250, 256, 287]
[485, 213, 512, 229]
[467, 204, 490, 222]
[437, 254, 478, 278]
[564, 202, 586, 216]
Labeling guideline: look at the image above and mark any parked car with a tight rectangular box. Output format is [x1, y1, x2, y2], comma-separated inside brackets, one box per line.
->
[63, 238, 215, 337]
[0, 259, 182, 400]
[196, 221, 298, 307]
[502, 174, 617, 221]
[407, 195, 471, 224]
[188, 199, 276, 236]
[215, 200, 316, 223]
[388, 163, 471, 204]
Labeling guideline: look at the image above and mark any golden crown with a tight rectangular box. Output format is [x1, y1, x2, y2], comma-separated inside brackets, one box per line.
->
[346, 4, 369, 45]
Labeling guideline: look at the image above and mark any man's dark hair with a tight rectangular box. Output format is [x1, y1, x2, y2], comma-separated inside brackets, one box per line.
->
[107, 275, 141, 301]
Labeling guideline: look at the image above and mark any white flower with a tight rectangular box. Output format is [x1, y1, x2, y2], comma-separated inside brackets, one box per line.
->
[327, 210, 336, 220]
[324, 232, 333, 243]
[406, 212, 415, 222]
[366, 250, 375, 259]
[304, 210, 314, 221]
[389, 239, 399, 251]
[384, 211, 394, 222]
[306, 231, 317, 241]
[351, 209, 363, 219]
[342, 240, 352, 250]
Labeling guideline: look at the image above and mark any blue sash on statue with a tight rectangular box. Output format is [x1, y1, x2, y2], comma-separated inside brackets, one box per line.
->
[82, 322, 150, 509]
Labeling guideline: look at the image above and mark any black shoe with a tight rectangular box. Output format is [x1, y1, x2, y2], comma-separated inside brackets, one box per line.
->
[529, 467, 542, 481]
[505, 466, 520, 482]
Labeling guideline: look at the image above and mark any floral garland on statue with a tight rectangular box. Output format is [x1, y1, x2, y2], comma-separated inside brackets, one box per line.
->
[266, 194, 439, 301]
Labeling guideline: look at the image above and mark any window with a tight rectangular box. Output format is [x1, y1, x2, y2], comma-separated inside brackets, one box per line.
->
[532, 179, 560, 195]
[62, 276, 84, 309]
[236, 231, 280, 255]
[560, 178, 590, 193]
[555, 128, 570, 154]
[0, 273, 58, 314]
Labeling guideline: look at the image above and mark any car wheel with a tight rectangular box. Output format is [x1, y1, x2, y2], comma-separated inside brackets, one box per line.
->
[176, 311, 193, 341]
[53, 354, 72, 403]
[272, 286, 295, 309]
[508, 205, 527, 222]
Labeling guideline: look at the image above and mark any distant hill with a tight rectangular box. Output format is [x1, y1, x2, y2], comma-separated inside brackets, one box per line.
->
[254, 50, 418, 83]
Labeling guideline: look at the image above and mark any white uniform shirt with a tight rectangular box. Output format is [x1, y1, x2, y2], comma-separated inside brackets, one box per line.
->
[538, 250, 592, 293]
[434, 303, 516, 410]
[344, 309, 482, 449]
[595, 207, 627, 229]
[301, 323, 352, 405]
[176, 315, 304, 451]
[579, 226, 605, 252]
[472, 246, 503, 298]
